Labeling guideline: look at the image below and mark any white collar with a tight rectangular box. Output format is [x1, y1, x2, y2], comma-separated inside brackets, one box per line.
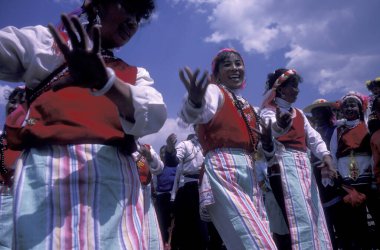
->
[344, 119, 361, 128]
[275, 97, 292, 110]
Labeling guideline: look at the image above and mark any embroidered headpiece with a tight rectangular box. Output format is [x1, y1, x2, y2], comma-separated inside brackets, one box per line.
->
[340, 91, 368, 111]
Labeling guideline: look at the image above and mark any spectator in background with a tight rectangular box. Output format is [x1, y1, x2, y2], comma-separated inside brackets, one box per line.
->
[170, 132, 209, 250]
[330, 91, 376, 249]
[304, 98, 346, 249]
[133, 142, 165, 249]
[366, 77, 380, 134]
[153, 134, 178, 249]
[371, 95, 380, 190]
[367, 95, 380, 249]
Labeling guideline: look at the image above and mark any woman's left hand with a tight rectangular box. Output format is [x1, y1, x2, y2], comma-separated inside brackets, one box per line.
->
[48, 14, 108, 91]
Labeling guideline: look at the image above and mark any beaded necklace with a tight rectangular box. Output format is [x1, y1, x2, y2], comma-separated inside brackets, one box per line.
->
[0, 130, 9, 184]
[26, 52, 117, 104]
[219, 84, 260, 152]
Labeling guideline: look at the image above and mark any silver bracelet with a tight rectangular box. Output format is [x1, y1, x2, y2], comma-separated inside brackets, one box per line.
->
[90, 67, 116, 96]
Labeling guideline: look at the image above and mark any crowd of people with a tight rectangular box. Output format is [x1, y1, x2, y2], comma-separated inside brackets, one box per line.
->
[0, 0, 379, 250]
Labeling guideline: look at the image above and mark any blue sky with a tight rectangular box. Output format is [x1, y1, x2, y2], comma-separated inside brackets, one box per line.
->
[1, 0, 380, 152]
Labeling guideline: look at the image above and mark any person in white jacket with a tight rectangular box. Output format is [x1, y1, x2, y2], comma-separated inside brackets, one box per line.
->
[170, 133, 209, 250]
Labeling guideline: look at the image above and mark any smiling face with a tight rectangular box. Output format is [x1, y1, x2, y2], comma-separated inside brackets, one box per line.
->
[216, 53, 245, 89]
[341, 97, 361, 121]
[98, 1, 139, 49]
[278, 80, 299, 104]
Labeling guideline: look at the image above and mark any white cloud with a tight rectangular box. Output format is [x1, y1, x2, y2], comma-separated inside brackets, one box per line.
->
[139, 117, 194, 153]
[168, 0, 380, 95]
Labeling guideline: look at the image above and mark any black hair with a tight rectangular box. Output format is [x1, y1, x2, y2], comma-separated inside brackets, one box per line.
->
[187, 134, 196, 140]
[372, 95, 380, 112]
[5, 87, 25, 103]
[212, 50, 243, 80]
[86, 0, 155, 26]
[265, 68, 302, 95]
[366, 78, 380, 91]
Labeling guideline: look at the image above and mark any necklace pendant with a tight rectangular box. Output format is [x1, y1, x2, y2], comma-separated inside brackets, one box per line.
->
[349, 151, 359, 181]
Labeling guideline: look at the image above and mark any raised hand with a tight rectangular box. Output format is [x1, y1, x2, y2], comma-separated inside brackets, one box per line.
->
[179, 67, 209, 108]
[276, 107, 292, 129]
[139, 144, 153, 162]
[48, 14, 108, 91]
[166, 133, 177, 153]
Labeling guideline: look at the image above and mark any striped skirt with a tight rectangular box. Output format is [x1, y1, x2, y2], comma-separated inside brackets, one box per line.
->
[12, 144, 162, 250]
[276, 149, 332, 250]
[200, 148, 277, 250]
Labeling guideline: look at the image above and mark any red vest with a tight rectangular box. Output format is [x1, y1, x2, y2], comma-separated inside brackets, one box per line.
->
[336, 122, 371, 158]
[197, 85, 258, 153]
[277, 108, 307, 152]
[6, 58, 137, 151]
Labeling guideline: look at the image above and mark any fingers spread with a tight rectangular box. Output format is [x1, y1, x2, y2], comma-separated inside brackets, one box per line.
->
[184, 67, 194, 82]
[61, 14, 80, 49]
[199, 71, 209, 89]
[48, 23, 69, 56]
[71, 16, 88, 49]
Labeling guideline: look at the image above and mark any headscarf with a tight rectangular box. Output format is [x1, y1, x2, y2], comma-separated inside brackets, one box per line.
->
[261, 69, 297, 109]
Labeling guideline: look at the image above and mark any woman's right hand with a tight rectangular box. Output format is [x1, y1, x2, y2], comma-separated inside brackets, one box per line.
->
[276, 107, 292, 129]
[179, 67, 209, 108]
[48, 14, 108, 91]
